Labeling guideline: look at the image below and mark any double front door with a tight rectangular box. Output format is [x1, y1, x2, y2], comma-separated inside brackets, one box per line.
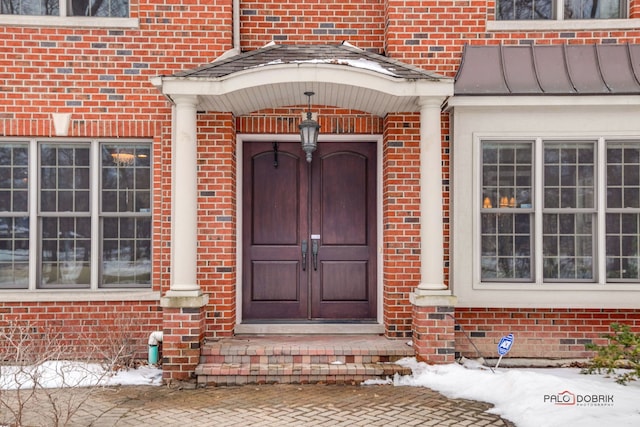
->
[242, 141, 377, 321]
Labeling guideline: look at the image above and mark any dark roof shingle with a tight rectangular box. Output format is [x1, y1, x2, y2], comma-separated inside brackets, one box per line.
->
[171, 43, 444, 81]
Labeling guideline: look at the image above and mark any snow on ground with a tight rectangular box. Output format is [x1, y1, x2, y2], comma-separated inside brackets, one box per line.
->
[0, 361, 163, 390]
[365, 357, 640, 427]
[2, 358, 639, 426]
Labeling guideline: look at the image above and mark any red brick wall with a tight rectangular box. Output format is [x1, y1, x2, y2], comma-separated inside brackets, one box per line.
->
[197, 113, 237, 338]
[239, 0, 386, 52]
[385, 0, 640, 76]
[455, 308, 640, 360]
[0, 301, 161, 360]
[237, 108, 385, 134]
[382, 113, 421, 338]
[162, 306, 207, 381]
[413, 305, 456, 363]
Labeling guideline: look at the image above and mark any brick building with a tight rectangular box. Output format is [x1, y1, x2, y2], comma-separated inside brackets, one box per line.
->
[1, 0, 639, 381]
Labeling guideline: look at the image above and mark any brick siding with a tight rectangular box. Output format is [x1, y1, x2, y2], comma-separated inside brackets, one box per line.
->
[455, 308, 640, 359]
[1, 0, 640, 363]
[0, 301, 161, 360]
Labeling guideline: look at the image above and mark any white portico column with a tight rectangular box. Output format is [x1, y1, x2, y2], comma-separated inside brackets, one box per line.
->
[417, 96, 447, 291]
[410, 96, 457, 364]
[164, 94, 204, 300]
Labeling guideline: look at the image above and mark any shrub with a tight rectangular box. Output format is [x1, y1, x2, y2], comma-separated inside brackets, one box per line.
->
[582, 323, 640, 385]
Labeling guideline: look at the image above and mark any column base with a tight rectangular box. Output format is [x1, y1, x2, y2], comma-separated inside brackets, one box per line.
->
[160, 294, 209, 382]
[161, 292, 209, 308]
[411, 288, 457, 364]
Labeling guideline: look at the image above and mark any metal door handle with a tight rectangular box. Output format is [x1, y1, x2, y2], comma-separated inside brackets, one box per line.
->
[312, 239, 319, 270]
[301, 240, 308, 271]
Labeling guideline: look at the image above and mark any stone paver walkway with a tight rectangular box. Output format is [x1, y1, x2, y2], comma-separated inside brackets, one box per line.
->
[1, 383, 515, 426]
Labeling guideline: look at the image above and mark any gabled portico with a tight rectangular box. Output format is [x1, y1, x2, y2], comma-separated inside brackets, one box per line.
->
[151, 43, 454, 380]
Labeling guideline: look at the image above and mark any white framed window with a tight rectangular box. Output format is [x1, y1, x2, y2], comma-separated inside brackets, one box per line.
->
[0, 0, 128, 18]
[0, 139, 151, 291]
[479, 137, 640, 284]
[449, 100, 640, 308]
[496, 0, 627, 20]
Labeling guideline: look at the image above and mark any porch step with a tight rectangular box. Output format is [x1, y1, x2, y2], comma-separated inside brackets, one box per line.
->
[196, 335, 415, 386]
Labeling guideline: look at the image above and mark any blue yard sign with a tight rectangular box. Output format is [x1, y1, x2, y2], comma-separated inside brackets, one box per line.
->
[498, 334, 514, 356]
[495, 333, 514, 369]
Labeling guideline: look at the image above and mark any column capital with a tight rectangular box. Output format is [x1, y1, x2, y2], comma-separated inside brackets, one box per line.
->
[417, 96, 446, 109]
[171, 94, 199, 107]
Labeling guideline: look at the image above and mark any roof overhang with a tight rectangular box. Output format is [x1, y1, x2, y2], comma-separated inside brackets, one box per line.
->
[445, 94, 640, 110]
[151, 43, 454, 116]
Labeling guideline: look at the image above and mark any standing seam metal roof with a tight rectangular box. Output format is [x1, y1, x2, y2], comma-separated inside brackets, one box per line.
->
[455, 43, 640, 95]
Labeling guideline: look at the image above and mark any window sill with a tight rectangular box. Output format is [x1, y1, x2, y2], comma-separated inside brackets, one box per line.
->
[487, 18, 640, 32]
[455, 283, 640, 308]
[474, 282, 640, 292]
[0, 15, 139, 28]
[0, 289, 160, 302]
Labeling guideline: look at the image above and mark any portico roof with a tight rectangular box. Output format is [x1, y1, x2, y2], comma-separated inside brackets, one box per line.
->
[151, 42, 453, 116]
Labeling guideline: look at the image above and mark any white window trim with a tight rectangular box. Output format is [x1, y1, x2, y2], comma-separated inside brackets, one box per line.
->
[487, 18, 640, 31]
[0, 290, 161, 302]
[450, 99, 640, 308]
[0, 15, 139, 28]
[489, 0, 638, 30]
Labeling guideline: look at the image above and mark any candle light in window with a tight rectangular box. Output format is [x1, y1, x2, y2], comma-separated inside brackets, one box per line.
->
[483, 197, 492, 208]
[500, 196, 508, 208]
[509, 197, 516, 208]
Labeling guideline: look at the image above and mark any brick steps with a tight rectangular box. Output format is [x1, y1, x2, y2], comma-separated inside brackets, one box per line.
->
[196, 362, 411, 385]
[196, 335, 414, 386]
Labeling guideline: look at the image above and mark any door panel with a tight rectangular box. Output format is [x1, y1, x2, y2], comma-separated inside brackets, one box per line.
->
[311, 143, 377, 319]
[243, 141, 376, 321]
[243, 143, 307, 319]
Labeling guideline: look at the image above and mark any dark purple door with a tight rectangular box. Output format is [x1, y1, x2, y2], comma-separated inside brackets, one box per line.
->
[242, 141, 377, 321]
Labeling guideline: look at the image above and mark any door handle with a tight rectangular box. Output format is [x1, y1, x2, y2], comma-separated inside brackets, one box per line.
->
[301, 239, 308, 271]
[312, 238, 319, 271]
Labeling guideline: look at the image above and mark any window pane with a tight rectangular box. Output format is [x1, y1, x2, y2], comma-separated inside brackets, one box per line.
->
[69, 0, 128, 17]
[565, 0, 625, 19]
[606, 142, 640, 281]
[496, 0, 553, 19]
[0, 217, 29, 289]
[40, 217, 91, 288]
[0, 144, 29, 289]
[606, 213, 640, 280]
[544, 143, 595, 209]
[0, 144, 29, 212]
[543, 213, 594, 280]
[0, 0, 59, 15]
[481, 213, 532, 280]
[100, 144, 151, 288]
[101, 217, 151, 287]
[482, 142, 533, 210]
[608, 143, 640, 208]
[40, 144, 90, 213]
[102, 145, 151, 213]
